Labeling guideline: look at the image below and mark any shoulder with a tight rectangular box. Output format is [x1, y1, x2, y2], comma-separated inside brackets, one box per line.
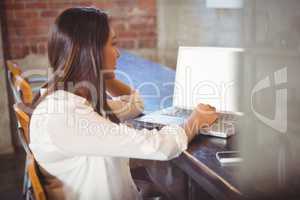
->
[32, 90, 93, 116]
[30, 90, 99, 133]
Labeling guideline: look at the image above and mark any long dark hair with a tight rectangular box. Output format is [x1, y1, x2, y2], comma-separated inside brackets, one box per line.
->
[32, 7, 119, 123]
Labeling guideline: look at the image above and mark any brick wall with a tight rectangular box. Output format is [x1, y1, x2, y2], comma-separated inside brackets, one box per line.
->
[1, 0, 157, 59]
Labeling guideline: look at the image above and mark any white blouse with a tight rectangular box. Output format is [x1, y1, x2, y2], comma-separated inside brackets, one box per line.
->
[29, 90, 188, 200]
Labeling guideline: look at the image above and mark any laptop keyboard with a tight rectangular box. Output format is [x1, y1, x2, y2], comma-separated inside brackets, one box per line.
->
[161, 107, 192, 118]
[133, 106, 240, 138]
[161, 107, 238, 122]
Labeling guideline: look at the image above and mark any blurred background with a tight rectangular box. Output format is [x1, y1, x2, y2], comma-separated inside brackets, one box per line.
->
[0, 0, 300, 199]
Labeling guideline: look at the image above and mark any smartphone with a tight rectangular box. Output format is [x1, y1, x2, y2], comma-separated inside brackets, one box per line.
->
[216, 151, 243, 166]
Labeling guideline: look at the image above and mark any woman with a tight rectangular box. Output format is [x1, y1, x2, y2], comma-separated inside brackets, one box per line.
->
[29, 7, 218, 200]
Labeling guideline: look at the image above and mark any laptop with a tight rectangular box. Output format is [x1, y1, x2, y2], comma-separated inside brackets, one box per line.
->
[133, 46, 244, 138]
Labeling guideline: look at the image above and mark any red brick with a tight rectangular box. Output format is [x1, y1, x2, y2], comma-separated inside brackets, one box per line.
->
[129, 23, 147, 31]
[138, 31, 156, 38]
[4, 10, 15, 19]
[25, 36, 49, 43]
[6, 19, 27, 27]
[113, 0, 135, 7]
[138, 0, 156, 9]
[37, 43, 47, 54]
[9, 37, 26, 44]
[41, 10, 59, 18]
[112, 23, 127, 32]
[22, 27, 50, 36]
[24, 45, 30, 55]
[25, 2, 48, 9]
[26, 19, 53, 27]
[93, 2, 114, 9]
[47, 2, 73, 9]
[5, 29, 17, 38]
[118, 40, 136, 49]
[110, 16, 128, 22]
[29, 44, 38, 54]
[128, 16, 156, 26]
[138, 0, 156, 15]
[15, 10, 39, 18]
[10, 45, 27, 58]
[75, 2, 94, 7]
[3, 0, 157, 59]
[71, 0, 91, 2]
[138, 39, 156, 48]
[47, 0, 72, 1]
[4, 2, 25, 10]
[118, 31, 137, 39]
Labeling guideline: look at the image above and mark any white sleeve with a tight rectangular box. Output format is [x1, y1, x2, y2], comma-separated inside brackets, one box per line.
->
[107, 91, 144, 122]
[47, 100, 187, 161]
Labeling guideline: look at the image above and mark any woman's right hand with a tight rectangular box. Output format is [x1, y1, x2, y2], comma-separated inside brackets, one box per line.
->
[183, 103, 218, 142]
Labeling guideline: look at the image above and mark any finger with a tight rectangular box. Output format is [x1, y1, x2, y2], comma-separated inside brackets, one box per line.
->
[204, 104, 214, 111]
[196, 104, 205, 111]
[206, 104, 215, 109]
[197, 103, 205, 107]
[198, 108, 216, 115]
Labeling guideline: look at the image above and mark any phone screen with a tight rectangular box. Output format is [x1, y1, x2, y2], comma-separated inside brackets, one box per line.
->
[218, 151, 240, 159]
[216, 151, 243, 165]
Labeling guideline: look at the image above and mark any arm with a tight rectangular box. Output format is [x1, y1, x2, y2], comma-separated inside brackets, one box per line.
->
[105, 78, 144, 121]
[107, 91, 144, 121]
[182, 104, 219, 142]
[46, 101, 187, 161]
[105, 78, 132, 97]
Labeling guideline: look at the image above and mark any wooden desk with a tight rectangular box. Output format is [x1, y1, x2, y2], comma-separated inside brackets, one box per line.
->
[172, 135, 242, 200]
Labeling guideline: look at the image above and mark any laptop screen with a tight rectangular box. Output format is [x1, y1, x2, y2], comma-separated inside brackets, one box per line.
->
[172, 46, 244, 112]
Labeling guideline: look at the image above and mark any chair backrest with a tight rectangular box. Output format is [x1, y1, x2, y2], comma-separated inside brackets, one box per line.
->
[6, 60, 33, 104]
[14, 75, 33, 105]
[13, 103, 30, 143]
[14, 103, 47, 200]
[7, 71, 22, 103]
[6, 60, 22, 77]
[6, 61, 22, 103]
[27, 154, 47, 200]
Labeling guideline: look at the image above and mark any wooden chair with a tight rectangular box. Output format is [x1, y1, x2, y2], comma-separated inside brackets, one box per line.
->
[27, 153, 47, 200]
[14, 74, 34, 105]
[13, 103, 30, 143]
[6, 60, 22, 76]
[6, 68, 22, 104]
[6, 60, 47, 84]
[6, 60, 32, 104]
[6, 60, 47, 104]
[14, 103, 47, 200]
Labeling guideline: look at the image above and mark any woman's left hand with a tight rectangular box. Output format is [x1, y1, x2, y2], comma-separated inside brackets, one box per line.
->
[105, 78, 133, 96]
